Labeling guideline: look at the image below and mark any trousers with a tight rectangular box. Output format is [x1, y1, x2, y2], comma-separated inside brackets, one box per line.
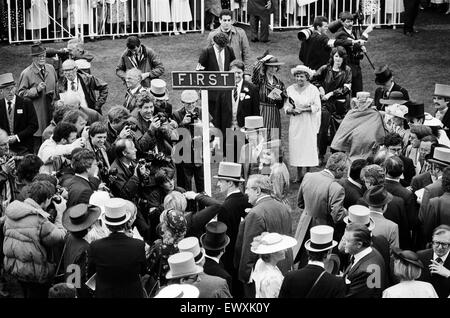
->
[249, 14, 270, 42]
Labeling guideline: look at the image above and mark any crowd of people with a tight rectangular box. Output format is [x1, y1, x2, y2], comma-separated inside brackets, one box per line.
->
[0, 7, 450, 299]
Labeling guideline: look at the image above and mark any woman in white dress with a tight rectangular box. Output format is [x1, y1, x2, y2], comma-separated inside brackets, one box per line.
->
[385, 0, 404, 24]
[250, 232, 297, 298]
[171, 0, 193, 34]
[383, 247, 438, 298]
[284, 65, 321, 183]
[26, 0, 50, 40]
[150, 0, 172, 34]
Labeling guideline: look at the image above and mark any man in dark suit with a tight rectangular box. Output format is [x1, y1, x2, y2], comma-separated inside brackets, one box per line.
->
[0, 73, 38, 155]
[122, 68, 145, 112]
[66, 148, 101, 208]
[339, 159, 367, 209]
[197, 32, 236, 114]
[403, 0, 421, 36]
[88, 198, 147, 298]
[384, 132, 416, 187]
[373, 66, 409, 111]
[279, 225, 346, 298]
[342, 223, 387, 298]
[417, 225, 450, 298]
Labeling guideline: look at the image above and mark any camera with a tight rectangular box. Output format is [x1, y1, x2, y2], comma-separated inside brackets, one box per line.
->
[155, 112, 168, 124]
[138, 158, 152, 170]
[297, 27, 314, 41]
[0, 154, 24, 165]
[187, 108, 200, 123]
[125, 118, 138, 132]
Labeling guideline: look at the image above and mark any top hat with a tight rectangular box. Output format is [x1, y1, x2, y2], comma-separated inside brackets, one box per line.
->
[344, 205, 375, 231]
[241, 116, 264, 132]
[374, 65, 393, 85]
[379, 91, 408, 105]
[166, 252, 204, 279]
[392, 247, 423, 268]
[434, 84, 450, 99]
[200, 221, 230, 251]
[291, 65, 315, 78]
[178, 237, 205, 264]
[154, 284, 200, 298]
[150, 79, 169, 100]
[181, 90, 198, 103]
[31, 43, 46, 56]
[62, 203, 101, 232]
[251, 232, 297, 254]
[404, 100, 425, 119]
[264, 56, 285, 66]
[0, 73, 15, 89]
[102, 198, 131, 226]
[385, 104, 408, 119]
[305, 225, 338, 252]
[427, 146, 450, 167]
[213, 162, 245, 182]
[363, 185, 393, 208]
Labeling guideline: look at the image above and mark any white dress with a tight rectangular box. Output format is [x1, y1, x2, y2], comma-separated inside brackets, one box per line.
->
[385, 0, 404, 14]
[150, 0, 172, 22]
[285, 83, 321, 167]
[171, 0, 193, 22]
[25, 0, 50, 30]
[250, 259, 284, 298]
[382, 280, 438, 298]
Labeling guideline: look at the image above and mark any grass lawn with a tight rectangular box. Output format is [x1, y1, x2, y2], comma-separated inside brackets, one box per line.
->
[1, 10, 450, 232]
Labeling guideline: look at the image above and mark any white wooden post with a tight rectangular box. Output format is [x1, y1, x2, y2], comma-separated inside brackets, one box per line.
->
[201, 90, 212, 196]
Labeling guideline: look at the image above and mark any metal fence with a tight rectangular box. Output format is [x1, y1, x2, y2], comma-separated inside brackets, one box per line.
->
[7, 0, 204, 44]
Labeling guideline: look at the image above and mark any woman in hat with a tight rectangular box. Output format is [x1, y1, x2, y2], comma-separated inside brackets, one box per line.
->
[384, 103, 410, 146]
[382, 247, 438, 298]
[285, 64, 321, 183]
[251, 52, 286, 138]
[249, 232, 297, 298]
[405, 125, 433, 173]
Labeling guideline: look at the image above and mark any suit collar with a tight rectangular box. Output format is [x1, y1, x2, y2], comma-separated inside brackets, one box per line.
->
[254, 195, 271, 206]
[348, 247, 373, 276]
[321, 169, 335, 179]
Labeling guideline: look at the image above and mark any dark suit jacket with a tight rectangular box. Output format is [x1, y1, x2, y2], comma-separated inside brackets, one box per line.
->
[338, 178, 365, 209]
[213, 80, 260, 134]
[0, 96, 38, 154]
[399, 155, 416, 187]
[279, 264, 346, 298]
[203, 257, 233, 294]
[417, 248, 450, 298]
[345, 248, 386, 298]
[411, 171, 433, 193]
[385, 179, 418, 231]
[66, 175, 100, 208]
[110, 159, 140, 201]
[422, 193, 450, 243]
[372, 235, 394, 287]
[374, 83, 410, 111]
[88, 232, 146, 298]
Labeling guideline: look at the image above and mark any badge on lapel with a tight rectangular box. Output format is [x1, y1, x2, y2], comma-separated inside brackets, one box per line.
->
[17, 109, 23, 114]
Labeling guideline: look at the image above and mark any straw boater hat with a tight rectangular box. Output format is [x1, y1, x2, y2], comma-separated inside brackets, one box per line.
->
[177, 237, 205, 264]
[154, 284, 200, 298]
[344, 205, 375, 231]
[305, 225, 337, 252]
[263, 56, 285, 66]
[385, 104, 408, 119]
[213, 162, 245, 182]
[150, 79, 169, 101]
[241, 116, 264, 133]
[166, 252, 203, 279]
[427, 146, 450, 167]
[251, 232, 297, 254]
[30, 42, 46, 56]
[180, 90, 198, 104]
[379, 91, 408, 105]
[434, 84, 450, 98]
[391, 247, 424, 268]
[290, 65, 315, 78]
[0, 73, 15, 89]
[102, 198, 131, 226]
[200, 221, 230, 251]
[62, 203, 101, 232]
[423, 113, 443, 127]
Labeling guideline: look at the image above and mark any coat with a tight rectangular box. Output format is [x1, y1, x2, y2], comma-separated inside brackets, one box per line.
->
[370, 211, 400, 250]
[110, 159, 140, 201]
[0, 95, 38, 154]
[2, 198, 66, 283]
[385, 179, 418, 231]
[192, 272, 232, 298]
[247, 0, 275, 15]
[338, 178, 365, 209]
[419, 178, 444, 225]
[334, 27, 368, 67]
[422, 193, 450, 243]
[399, 155, 416, 187]
[203, 257, 233, 294]
[411, 171, 433, 193]
[279, 264, 346, 298]
[207, 26, 251, 65]
[17, 62, 58, 137]
[87, 232, 146, 298]
[235, 196, 293, 284]
[374, 82, 410, 111]
[66, 175, 100, 208]
[417, 248, 450, 298]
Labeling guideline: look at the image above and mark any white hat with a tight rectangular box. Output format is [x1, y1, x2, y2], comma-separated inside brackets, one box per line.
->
[166, 252, 203, 279]
[423, 113, 443, 127]
[154, 284, 200, 298]
[75, 59, 91, 70]
[102, 198, 131, 226]
[60, 91, 81, 107]
[251, 232, 297, 254]
[304, 225, 338, 252]
[180, 90, 198, 103]
[385, 104, 408, 119]
[213, 162, 245, 182]
[241, 116, 264, 132]
[291, 65, 315, 78]
[344, 205, 375, 231]
[177, 237, 205, 265]
[150, 79, 169, 100]
[89, 191, 110, 215]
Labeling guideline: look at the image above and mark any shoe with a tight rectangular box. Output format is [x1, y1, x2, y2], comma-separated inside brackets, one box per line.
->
[251, 38, 259, 42]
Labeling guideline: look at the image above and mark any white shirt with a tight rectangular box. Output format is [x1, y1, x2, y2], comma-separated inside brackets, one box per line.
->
[213, 45, 225, 71]
[4, 95, 16, 114]
[308, 260, 325, 268]
[323, 169, 335, 179]
[382, 280, 438, 298]
[385, 177, 400, 183]
[351, 247, 373, 269]
[348, 177, 363, 189]
[231, 80, 243, 129]
[433, 250, 450, 263]
[75, 173, 89, 182]
[226, 189, 241, 198]
[68, 77, 88, 108]
[205, 255, 220, 264]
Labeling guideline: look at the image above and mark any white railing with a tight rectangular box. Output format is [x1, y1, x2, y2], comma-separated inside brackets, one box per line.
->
[7, 0, 205, 44]
[231, 0, 404, 29]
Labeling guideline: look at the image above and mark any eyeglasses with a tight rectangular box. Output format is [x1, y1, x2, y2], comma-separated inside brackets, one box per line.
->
[388, 147, 402, 154]
[432, 241, 450, 249]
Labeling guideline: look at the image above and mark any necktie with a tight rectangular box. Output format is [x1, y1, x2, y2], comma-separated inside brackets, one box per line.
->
[435, 257, 443, 264]
[71, 81, 77, 91]
[233, 85, 238, 102]
[217, 50, 224, 72]
[41, 67, 46, 78]
[7, 101, 12, 116]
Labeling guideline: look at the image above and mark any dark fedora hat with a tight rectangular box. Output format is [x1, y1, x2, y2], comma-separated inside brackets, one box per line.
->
[30, 42, 46, 56]
[392, 247, 423, 268]
[379, 91, 408, 105]
[404, 100, 425, 119]
[200, 221, 230, 251]
[363, 185, 393, 208]
[374, 65, 393, 85]
[62, 203, 101, 232]
[0, 73, 15, 89]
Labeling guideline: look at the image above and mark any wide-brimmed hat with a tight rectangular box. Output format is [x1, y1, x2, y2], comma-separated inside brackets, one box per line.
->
[427, 146, 450, 167]
[404, 100, 425, 119]
[434, 83, 450, 99]
[31, 42, 46, 56]
[374, 65, 393, 85]
[200, 221, 230, 251]
[154, 284, 200, 298]
[291, 65, 315, 78]
[344, 205, 375, 231]
[62, 203, 101, 232]
[150, 79, 169, 100]
[423, 113, 443, 127]
[385, 104, 408, 119]
[363, 185, 393, 208]
[180, 90, 198, 103]
[213, 162, 245, 182]
[166, 252, 204, 279]
[251, 232, 297, 254]
[241, 116, 264, 132]
[0, 73, 15, 89]
[264, 56, 285, 66]
[392, 247, 423, 268]
[102, 198, 131, 226]
[380, 91, 408, 105]
[178, 237, 205, 264]
[305, 225, 337, 252]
